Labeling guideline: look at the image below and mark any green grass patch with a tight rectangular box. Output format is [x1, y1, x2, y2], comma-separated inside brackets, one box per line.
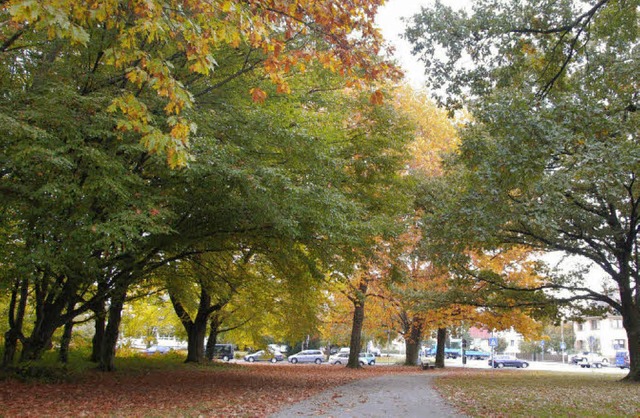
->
[434, 370, 639, 417]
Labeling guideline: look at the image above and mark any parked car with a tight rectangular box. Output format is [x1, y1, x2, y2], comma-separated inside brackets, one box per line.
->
[615, 351, 630, 369]
[359, 352, 376, 366]
[213, 343, 234, 361]
[328, 352, 375, 365]
[570, 351, 608, 365]
[243, 349, 284, 363]
[571, 352, 609, 368]
[328, 352, 349, 365]
[143, 345, 171, 355]
[489, 355, 529, 369]
[288, 349, 324, 364]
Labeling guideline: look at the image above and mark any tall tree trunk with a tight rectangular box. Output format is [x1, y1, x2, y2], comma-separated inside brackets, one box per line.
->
[205, 314, 221, 361]
[90, 282, 108, 363]
[90, 301, 106, 363]
[99, 284, 128, 372]
[3, 278, 28, 367]
[620, 300, 640, 381]
[347, 281, 368, 369]
[58, 317, 74, 364]
[435, 327, 447, 368]
[171, 285, 213, 364]
[404, 316, 423, 366]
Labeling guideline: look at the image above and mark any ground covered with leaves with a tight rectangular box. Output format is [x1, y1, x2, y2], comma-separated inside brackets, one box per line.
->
[0, 360, 423, 417]
[434, 369, 640, 417]
[1, 358, 639, 417]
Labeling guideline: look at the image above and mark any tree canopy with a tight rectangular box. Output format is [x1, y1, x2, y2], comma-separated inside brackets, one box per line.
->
[406, 0, 640, 381]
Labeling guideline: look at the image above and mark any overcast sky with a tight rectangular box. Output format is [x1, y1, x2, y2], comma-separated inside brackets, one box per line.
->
[376, 0, 470, 87]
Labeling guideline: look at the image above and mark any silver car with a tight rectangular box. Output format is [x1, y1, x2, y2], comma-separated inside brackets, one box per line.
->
[288, 349, 324, 364]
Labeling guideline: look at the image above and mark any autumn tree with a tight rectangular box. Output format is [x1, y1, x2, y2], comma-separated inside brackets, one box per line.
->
[0, 0, 402, 370]
[406, 0, 640, 381]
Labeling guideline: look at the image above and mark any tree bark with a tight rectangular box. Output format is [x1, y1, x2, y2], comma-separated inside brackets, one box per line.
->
[347, 281, 368, 369]
[435, 327, 446, 368]
[99, 284, 127, 371]
[404, 316, 423, 366]
[58, 317, 74, 364]
[171, 285, 214, 364]
[90, 301, 106, 363]
[3, 278, 28, 367]
[205, 314, 221, 361]
[90, 282, 108, 362]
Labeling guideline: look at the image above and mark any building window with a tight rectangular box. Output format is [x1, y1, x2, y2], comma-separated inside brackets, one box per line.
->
[510, 340, 515, 347]
[577, 340, 584, 350]
[611, 319, 624, 329]
[613, 339, 626, 349]
[577, 323, 584, 331]
[590, 320, 600, 330]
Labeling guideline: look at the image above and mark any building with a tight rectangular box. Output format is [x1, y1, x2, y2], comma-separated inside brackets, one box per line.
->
[468, 327, 524, 355]
[573, 315, 627, 358]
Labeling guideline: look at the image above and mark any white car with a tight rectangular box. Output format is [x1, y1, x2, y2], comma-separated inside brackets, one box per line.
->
[329, 352, 350, 365]
[329, 352, 375, 365]
[288, 349, 324, 364]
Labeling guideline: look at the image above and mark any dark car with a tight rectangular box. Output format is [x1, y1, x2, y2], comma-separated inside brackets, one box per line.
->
[243, 349, 284, 363]
[213, 344, 234, 361]
[489, 355, 529, 368]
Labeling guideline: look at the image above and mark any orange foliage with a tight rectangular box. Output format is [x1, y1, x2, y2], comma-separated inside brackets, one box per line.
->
[4, 0, 400, 166]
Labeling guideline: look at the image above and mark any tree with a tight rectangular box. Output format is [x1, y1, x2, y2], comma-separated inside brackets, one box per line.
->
[2, 0, 398, 167]
[406, 0, 640, 381]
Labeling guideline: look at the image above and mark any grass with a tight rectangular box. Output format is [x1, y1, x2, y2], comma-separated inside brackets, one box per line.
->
[433, 369, 640, 417]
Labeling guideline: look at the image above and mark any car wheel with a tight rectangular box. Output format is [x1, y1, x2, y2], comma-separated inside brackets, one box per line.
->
[335, 361, 341, 365]
[601, 358, 609, 365]
[359, 361, 365, 366]
[271, 358, 277, 363]
[222, 355, 229, 362]
[369, 361, 375, 366]
[249, 357, 255, 363]
[595, 363, 602, 368]
[521, 363, 529, 369]
[497, 363, 504, 368]
[315, 358, 322, 364]
[291, 358, 298, 364]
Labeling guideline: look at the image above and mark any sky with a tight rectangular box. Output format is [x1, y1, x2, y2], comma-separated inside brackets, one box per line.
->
[376, 0, 471, 87]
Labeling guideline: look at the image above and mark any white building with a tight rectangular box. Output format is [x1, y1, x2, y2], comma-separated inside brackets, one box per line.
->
[573, 315, 628, 358]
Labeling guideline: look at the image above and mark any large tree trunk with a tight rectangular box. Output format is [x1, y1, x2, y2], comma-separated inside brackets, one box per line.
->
[171, 285, 213, 364]
[435, 328, 447, 368]
[404, 316, 423, 366]
[620, 297, 640, 381]
[347, 281, 368, 369]
[205, 314, 221, 361]
[90, 282, 108, 363]
[90, 301, 106, 363]
[3, 278, 28, 367]
[58, 317, 74, 364]
[99, 284, 128, 371]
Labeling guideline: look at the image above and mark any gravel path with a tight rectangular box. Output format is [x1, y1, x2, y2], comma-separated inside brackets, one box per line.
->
[269, 372, 466, 418]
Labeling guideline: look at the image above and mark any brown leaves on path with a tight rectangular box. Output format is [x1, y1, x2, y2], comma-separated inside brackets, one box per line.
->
[0, 364, 424, 417]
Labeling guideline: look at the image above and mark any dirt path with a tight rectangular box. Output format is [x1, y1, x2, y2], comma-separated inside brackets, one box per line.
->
[269, 372, 466, 418]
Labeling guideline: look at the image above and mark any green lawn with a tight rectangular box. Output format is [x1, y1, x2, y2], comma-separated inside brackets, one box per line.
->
[434, 370, 639, 417]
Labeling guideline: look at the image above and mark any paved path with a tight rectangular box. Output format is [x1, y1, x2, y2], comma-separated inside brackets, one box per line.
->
[269, 373, 466, 418]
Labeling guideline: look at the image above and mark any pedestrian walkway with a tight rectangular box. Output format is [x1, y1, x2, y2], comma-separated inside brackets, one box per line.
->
[269, 373, 466, 418]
